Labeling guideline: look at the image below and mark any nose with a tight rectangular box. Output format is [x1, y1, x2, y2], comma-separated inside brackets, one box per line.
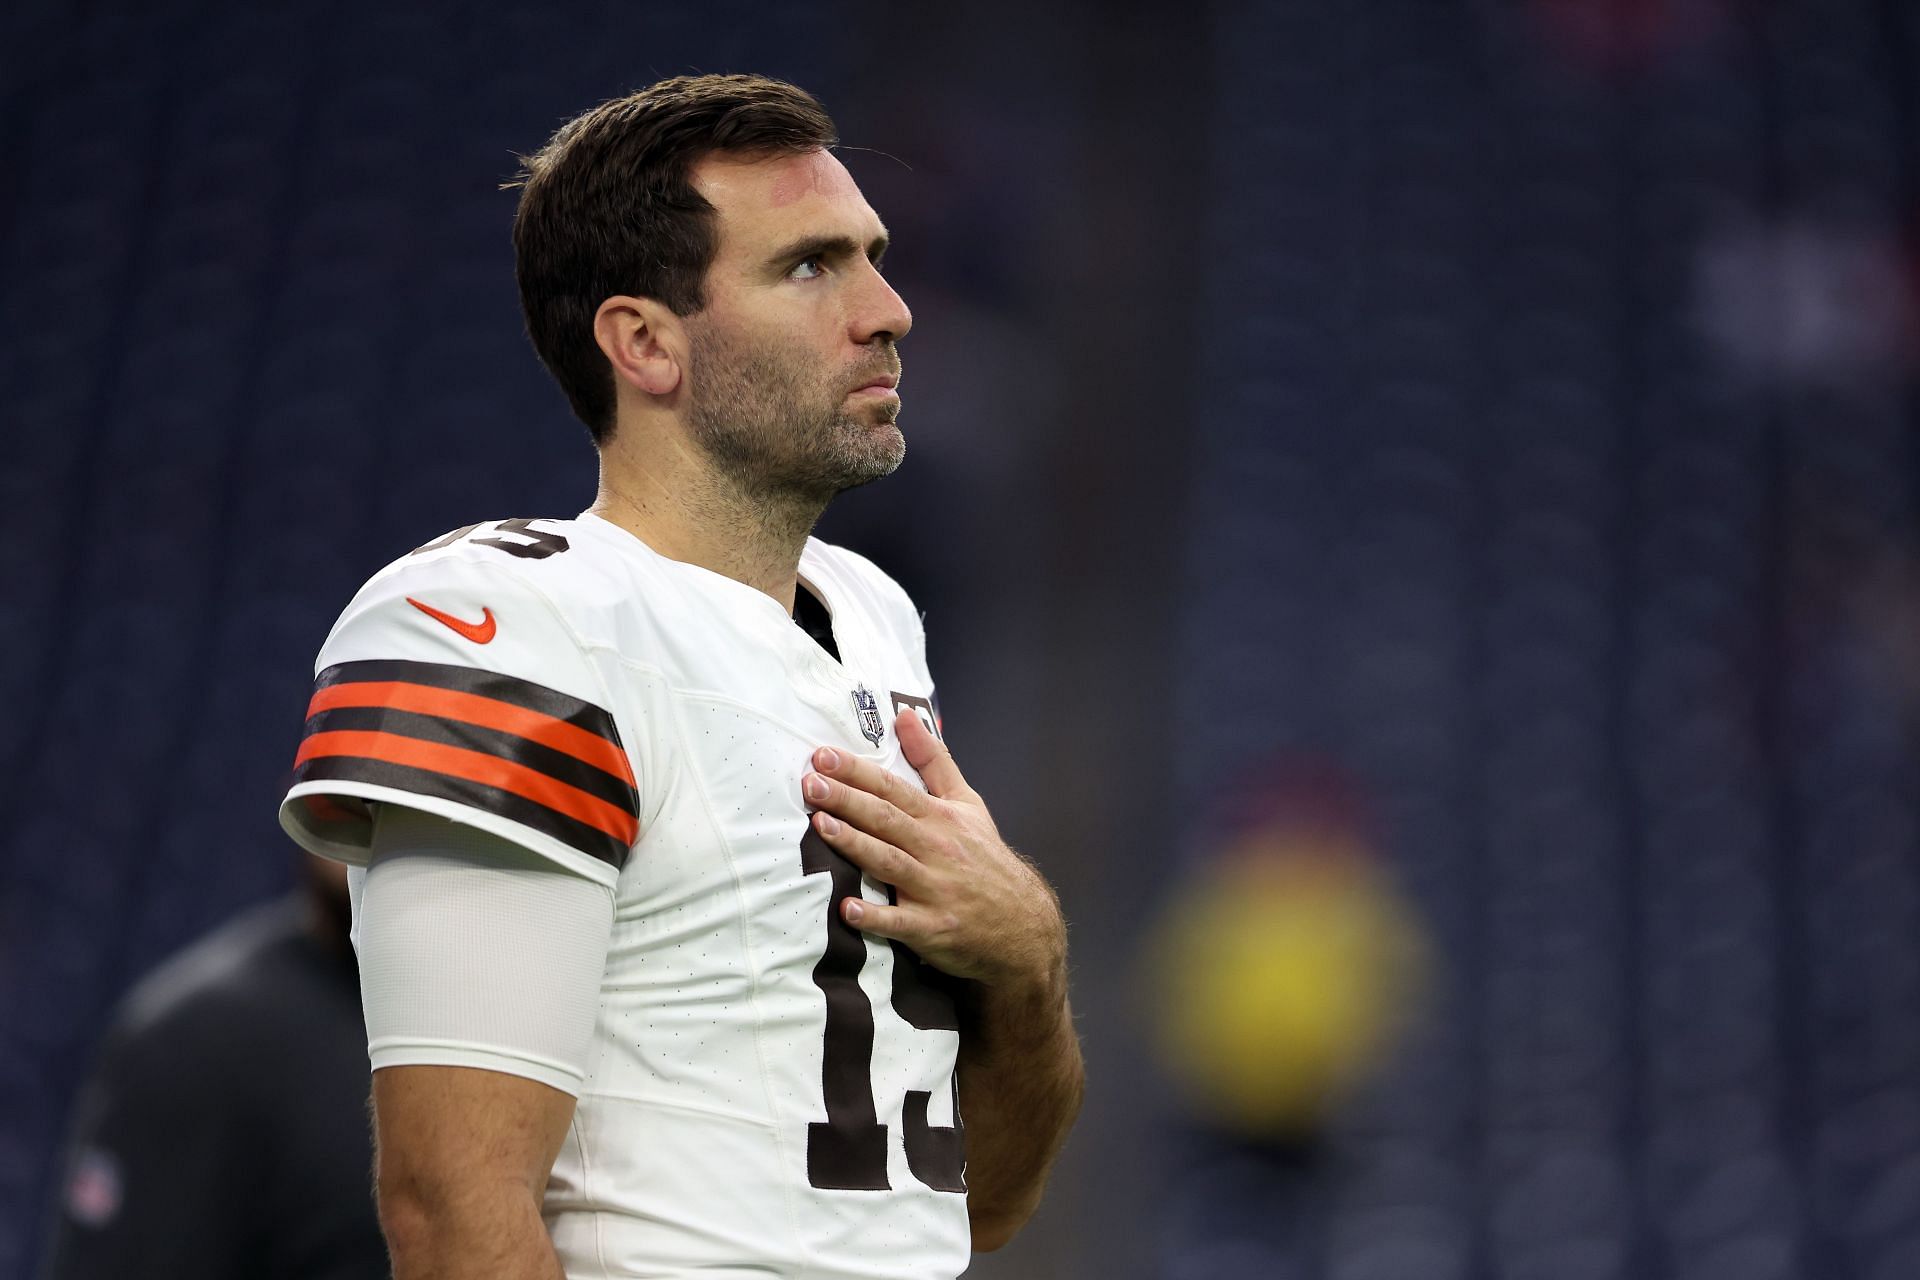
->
[851, 262, 912, 346]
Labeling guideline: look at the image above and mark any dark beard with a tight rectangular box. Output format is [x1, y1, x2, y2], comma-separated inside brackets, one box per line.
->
[686, 323, 905, 503]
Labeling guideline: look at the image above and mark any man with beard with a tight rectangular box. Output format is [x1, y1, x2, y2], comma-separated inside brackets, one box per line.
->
[41, 856, 385, 1280]
[277, 74, 1082, 1280]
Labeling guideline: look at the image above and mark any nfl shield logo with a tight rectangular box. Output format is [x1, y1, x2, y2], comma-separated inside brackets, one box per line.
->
[851, 685, 885, 745]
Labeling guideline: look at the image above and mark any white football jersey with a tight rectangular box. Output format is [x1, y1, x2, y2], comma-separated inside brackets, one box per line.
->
[279, 513, 971, 1280]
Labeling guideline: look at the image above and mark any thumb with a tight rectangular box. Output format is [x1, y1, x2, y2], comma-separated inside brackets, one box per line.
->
[897, 708, 969, 799]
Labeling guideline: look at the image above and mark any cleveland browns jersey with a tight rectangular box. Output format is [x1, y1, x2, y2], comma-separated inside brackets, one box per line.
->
[278, 513, 970, 1280]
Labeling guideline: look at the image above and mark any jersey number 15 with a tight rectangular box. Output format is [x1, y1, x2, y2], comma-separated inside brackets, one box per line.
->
[800, 827, 966, 1193]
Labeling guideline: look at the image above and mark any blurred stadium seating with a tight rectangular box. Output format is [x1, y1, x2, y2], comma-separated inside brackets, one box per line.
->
[1168, 3, 1920, 1278]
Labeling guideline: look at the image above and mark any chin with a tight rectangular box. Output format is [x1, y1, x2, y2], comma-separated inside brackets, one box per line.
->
[828, 424, 905, 492]
[869, 422, 907, 471]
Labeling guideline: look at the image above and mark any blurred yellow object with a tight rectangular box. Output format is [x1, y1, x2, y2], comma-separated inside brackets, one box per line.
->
[1149, 837, 1428, 1138]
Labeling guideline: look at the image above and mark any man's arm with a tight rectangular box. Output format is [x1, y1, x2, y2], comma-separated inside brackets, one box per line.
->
[802, 710, 1086, 1250]
[353, 807, 617, 1279]
[953, 969, 1084, 1249]
[372, 1066, 573, 1280]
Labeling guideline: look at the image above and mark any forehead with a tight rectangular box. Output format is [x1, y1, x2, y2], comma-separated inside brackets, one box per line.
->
[691, 149, 882, 253]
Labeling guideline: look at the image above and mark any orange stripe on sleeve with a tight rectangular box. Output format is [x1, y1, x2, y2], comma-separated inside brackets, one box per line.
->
[294, 729, 639, 846]
[306, 680, 635, 788]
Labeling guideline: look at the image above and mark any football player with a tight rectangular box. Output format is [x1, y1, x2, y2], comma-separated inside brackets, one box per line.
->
[279, 73, 1083, 1280]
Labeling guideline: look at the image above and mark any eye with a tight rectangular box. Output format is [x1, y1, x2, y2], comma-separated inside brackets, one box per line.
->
[789, 256, 826, 281]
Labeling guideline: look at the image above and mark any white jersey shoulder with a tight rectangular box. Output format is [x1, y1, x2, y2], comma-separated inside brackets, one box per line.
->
[278, 514, 971, 1279]
[279, 516, 639, 886]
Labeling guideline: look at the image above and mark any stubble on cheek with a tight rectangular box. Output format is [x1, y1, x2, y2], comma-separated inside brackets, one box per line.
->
[686, 322, 902, 494]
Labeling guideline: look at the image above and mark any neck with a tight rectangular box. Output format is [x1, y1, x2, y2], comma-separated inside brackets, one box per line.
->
[589, 430, 826, 614]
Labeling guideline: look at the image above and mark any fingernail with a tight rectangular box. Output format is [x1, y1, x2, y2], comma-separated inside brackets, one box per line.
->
[844, 898, 864, 923]
[816, 747, 841, 771]
[805, 773, 829, 802]
[817, 812, 840, 836]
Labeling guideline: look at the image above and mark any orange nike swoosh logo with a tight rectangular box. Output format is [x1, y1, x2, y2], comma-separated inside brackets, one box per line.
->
[406, 597, 497, 644]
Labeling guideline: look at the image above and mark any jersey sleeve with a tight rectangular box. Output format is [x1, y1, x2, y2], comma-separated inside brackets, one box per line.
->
[278, 549, 638, 887]
[356, 806, 614, 1094]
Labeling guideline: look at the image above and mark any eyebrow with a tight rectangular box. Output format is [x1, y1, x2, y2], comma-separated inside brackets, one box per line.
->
[765, 231, 890, 270]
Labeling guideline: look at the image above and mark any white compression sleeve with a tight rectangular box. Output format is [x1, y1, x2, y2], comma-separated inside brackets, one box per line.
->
[353, 804, 615, 1096]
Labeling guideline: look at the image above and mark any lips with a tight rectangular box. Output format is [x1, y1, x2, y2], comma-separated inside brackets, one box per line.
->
[852, 372, 900, 393]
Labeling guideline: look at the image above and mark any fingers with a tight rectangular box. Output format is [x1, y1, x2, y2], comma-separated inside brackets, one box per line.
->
[811, 745, 930, 816]
[840, 894, 954, 958]
[804, 766, 926, 854]
[840, 893, 909, 937]
[893, 709, 969, 800]
[812, 809, 929, 896]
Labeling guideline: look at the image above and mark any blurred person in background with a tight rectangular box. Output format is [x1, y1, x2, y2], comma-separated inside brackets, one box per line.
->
[276, 73, 1081, 1280]
[1147, 761, 1430, 1274]
[38, 853, 384, 1280]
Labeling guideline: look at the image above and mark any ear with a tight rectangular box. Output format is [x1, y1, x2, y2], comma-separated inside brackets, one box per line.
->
[593, 295, 684, 398]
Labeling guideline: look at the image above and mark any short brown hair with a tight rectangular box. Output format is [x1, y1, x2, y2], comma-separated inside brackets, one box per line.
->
[508, 74, 838, 443]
